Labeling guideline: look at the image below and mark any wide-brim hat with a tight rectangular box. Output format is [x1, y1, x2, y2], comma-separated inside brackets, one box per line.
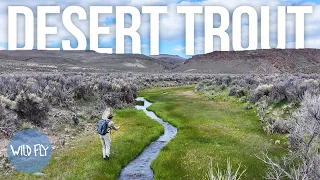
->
[102, 107, 113, 119]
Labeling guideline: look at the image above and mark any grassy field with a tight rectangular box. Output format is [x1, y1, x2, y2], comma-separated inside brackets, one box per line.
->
[7, 109, 164, 180]
[139, 86, 287, 180]
[5, 86, 287, 180]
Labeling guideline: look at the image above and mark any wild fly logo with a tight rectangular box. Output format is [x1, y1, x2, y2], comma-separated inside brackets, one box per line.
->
[7, 130, 52, 173]
[10, 144, 49, 157]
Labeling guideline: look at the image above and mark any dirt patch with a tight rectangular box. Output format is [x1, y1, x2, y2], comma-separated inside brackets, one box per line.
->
[123, 62, 146, 68]
[176, 91, 198, 98]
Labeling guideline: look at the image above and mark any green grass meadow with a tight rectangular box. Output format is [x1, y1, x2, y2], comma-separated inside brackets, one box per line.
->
[6, 86, 287, 180]
[139, 86, 287, 180]
[8, 109, 164, 180]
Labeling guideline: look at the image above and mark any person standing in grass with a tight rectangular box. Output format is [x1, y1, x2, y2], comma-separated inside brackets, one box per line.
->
[98, 108, 120, 160]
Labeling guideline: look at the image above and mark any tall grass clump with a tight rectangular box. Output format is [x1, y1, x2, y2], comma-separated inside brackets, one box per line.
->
[207, 158, 246, 180]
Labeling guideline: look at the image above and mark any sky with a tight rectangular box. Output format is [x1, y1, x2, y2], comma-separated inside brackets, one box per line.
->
[0, 0, 320, 58]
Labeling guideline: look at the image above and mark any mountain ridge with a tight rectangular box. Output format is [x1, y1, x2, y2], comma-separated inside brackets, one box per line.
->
[0, 49, 320, 74]
[176, 49, 320, 74]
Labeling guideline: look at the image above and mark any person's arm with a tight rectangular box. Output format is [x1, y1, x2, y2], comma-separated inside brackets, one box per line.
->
[109, 121, 120, 131]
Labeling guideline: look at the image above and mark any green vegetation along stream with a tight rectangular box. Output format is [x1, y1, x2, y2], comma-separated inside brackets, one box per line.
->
[139, 86, 287, 180]
[7, 109, 164, 180]
[6, 86, 287, 180]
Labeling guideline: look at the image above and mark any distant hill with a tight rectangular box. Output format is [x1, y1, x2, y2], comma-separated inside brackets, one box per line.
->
[150, 54, 185, 63]
[0, 50, 173, 73]
[174, 49, 320, 74]
[1, 49, 320, 74]
[150, 54, 185, 69]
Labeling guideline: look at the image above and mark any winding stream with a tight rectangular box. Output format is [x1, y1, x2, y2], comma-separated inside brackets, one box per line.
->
[119, 97, 177, 180]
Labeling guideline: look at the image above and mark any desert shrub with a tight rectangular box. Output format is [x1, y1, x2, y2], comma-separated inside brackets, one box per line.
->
[42, 84, 71, 108]
[220, 84, 227, 91]
[14, 91, 50, 126]
[196, 84, 205, 92]
[249, 84, 274, 102]
[72, 83, 92, 100]
[0, 73, 221, 136]
[0, 103, 5, 121]
[259, 93, 320, 180]
[0, 96, 18, 137]
[263, 118, 292, 134]
[94, 80, 112, 93]
[271, 119, 292, 134]
[222, 76, 232, 85]
[0, 73, 318, 137]
[213, 77, 223, 85]
[228, 86, 246, 97]
[285, 81, 307, 103]
[243, 102, 253, 110]
[256, 96, 269, 123]
[287, 92, 320, 151]
[228, 87, 237, 96]
[236, 89, 246, 98]
[103, 92, 124, 108]
[121, 85, 137, 104]
[268, 82, 287, 103]
[204, 85, 216, 91]
[0, 95, 16, 109]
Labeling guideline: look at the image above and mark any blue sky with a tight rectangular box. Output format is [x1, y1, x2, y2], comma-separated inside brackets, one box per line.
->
[0, 0, 320, 58]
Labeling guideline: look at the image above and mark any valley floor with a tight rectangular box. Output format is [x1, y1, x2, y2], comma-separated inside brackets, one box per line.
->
[5, 86, 287, 180]
[5, 109, 164, 180]
[140, 86, 287, 179]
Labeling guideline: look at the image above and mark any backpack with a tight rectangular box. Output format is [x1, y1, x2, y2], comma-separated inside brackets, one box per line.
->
[97, 119, 111, 135]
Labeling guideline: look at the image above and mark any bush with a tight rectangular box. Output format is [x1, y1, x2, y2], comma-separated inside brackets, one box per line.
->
[220, 84, 227, 91]
[228, 86, 246, 97]
[196, 84, 205, 92]
[228, 87, 237, 96]
[0, 103, 5, 121]
[263, 118, 292, 134]
[0, 97, 18, 137]
[243, 102, 253, 110]
[256, 96, 268, 123]
[14, 91, 50, 126]
[222, 76, 232, 85]
[249, 84, 273, 102]
[259, 93, 320, 180]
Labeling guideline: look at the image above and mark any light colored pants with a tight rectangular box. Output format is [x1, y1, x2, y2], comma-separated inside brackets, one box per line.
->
[100, 133, 111, 158]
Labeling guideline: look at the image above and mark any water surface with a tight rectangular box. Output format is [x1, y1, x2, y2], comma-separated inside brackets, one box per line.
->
[119, 97, 177, 180]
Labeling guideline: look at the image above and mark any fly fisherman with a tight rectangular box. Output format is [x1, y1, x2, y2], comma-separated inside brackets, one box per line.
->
[97, 108, 120, 160]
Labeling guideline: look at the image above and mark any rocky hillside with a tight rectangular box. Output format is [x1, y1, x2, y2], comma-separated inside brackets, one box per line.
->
[0, 50, 173, 73]
[1, 49, 320, 74]
[150, 54, 185, 69]
[175, 49, 320, 74]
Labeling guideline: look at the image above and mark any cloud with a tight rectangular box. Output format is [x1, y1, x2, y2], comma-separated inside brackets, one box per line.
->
[305, 36, 320, 48]
[131, 0, 179, 6]
[194, 37, 204, 53]
[288, 36, 320, 48]
[173, 45, 185, 52]
[0, 15, 7, 44]
[0, 0, 319, 54]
